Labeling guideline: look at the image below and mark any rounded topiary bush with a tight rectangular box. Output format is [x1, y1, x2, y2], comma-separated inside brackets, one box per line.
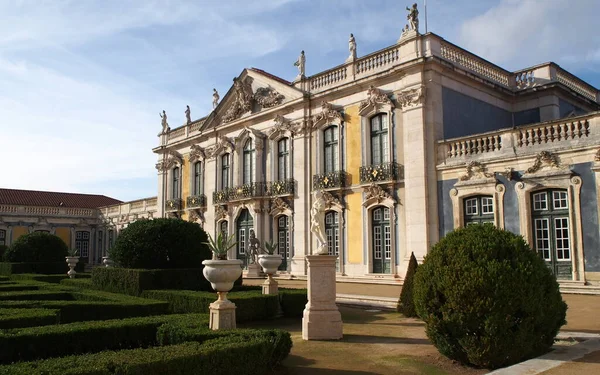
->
[3, 232, 68, 262]
[413, 224, 567, 369]
[110, 218, 211, 269]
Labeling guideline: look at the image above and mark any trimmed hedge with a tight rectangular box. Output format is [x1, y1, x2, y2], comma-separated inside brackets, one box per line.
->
[0, 308, 60, 329]
[0, 313, 206, 363]
[0, 262, 84, 276]
[279, 288, 308, 317]
[91, 267, 212, 296]
[60, 278, 96, 290]
[3, 232, 68, 262]
[0, 276, 8, 282]
[413, 224, 567, 369]
[0, 290, 73, 301]
[397, 251, 418, 317]
[110, 218, 211, 269]
[0, 284, 39, 292]
[142, 289, 279, 322]
[0, 335, 285, 375]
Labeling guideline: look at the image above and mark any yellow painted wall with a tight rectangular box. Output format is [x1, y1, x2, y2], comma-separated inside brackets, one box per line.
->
[344, 104, 362, 185]
[55, 227, 71, 248]
[346, 192, 363, 264]
[11, 226, 28, 243]
[181, 156, 190, 207]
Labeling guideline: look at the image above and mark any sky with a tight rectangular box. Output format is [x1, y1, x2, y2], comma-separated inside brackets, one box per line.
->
[1, 0, 599, 202]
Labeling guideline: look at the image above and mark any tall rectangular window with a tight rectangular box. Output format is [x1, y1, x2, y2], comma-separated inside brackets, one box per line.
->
[243, 139, 255, 184]
[463, 196, 494, 226]
[0, 229, 5, 246]
[370, 114, 389, 165]
[278, 138, 290, 180]
[324, 126, 338, 174]
[193, 161, 202, 195]
[172, 167, 180, 199]
[221, 154, 230, 189]
[75, 231, 90, 258]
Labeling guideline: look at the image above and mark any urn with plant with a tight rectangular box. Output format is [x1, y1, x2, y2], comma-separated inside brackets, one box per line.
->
[65, 248, 80, 279]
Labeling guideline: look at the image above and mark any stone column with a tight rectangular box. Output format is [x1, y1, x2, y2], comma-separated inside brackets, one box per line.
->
[156, 167, 167, 218]
[291, 133, 309, 276]
[302, 255, 343, 340]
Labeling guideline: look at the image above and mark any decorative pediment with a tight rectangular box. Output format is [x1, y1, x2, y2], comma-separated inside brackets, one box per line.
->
[397, 85, 425, 109]
[236, 127, 265, 151]
[188, 210, 204, 224]
[155, 150, 183, 171]
[188, 145, 205, 163]
[269, 197, 291, 216]
[459, 161, 494, 182]
[268, 115, 295, 139]
[215, 205, 229, 221]
[253, 87, 285, 109]
[359, 85, 394, 115]
[525, 151, 561, 174]
[311, 101, 344, 129]
[363, 184, 395, 207]
[322, 191, 343, 209]
[499, 167, 514, 181]
[207, 135, 235, 159]
[221, 77, 254, 124]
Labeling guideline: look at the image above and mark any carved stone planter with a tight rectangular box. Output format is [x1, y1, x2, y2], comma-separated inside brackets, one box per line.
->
[102, 256, 114, 268]
[202, 259, 243, 330]
[258, 254, 282, 295]
[65, 256, 79, 279]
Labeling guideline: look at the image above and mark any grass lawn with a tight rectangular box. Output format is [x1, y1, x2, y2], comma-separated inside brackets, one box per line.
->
[241, 306, 487, 375]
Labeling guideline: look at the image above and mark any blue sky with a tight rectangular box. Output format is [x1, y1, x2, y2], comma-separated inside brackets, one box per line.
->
[1, 0, 599, 202]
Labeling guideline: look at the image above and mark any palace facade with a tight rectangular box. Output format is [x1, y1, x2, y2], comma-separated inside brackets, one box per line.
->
[151, 30, 600, 285]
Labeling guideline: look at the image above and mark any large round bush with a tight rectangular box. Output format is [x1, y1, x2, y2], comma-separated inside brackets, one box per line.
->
[413, 224, 566, 369]
[110, 218, 211, 269]
[3, 232, 68, 262]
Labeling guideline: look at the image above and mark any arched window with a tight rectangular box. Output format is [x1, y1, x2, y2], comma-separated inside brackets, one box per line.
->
[172, 167, 180, 199]
[243, 139, 255, 184]
[236, 209, 253, 268]
[277, 215, 290, 270]
[0, 229, 6, 246]
[372, 206, 391, 274]
[323, 126, 338, 174]
[221, 153, 230, 189]
[370, 114, 389, 165]
[325, 211, 340, 271]
[220, 221, 228, 237]
[463, 195, 494, 226]
[193, 161, 203, 195]
[278, 138, 290, 180]
[531, 189, 571, 279]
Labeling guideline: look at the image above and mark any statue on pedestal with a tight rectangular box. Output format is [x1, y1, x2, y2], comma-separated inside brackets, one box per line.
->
[159, 110, 169, 133]
[185, 105, 191, 125]
[310, 190, 329, 255]
[406, 3, 419, 32]
[248, 229, 261, 264]
[294, 50, 306, 79]
[348, 33, 357, 60]
[212, 89, 220, 109]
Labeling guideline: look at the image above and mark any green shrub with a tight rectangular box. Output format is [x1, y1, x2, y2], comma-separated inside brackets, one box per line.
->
[0, 308, 60, 329]
[0, 290, 73, 301]
[0, 313, 205, 363]
[0, 262, 84, 276]
[397, 252, 418, 317]
[142, 289, 279, 322]
[279, 288, 307, 317]
[413, 224, 567, 369]
[0, 245, 7, 260]
[0, 284, 39, 292]
[110, 218, 211, 269]
[60, 278, 96, 290]
[0, 276, 8, 282]
[91, 267, 211, 296]
[3, 232, 67, 263]
[10, 273, 75, 283]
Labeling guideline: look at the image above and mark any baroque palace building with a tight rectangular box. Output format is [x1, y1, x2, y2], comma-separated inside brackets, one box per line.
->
[151, 26, 600, 285]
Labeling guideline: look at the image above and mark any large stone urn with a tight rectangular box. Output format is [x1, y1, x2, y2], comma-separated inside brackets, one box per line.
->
[102, 256, 114, 268]
[65, 256, 79, 279]
[202, 259, 243, 330]
[258, 254, 282, 295]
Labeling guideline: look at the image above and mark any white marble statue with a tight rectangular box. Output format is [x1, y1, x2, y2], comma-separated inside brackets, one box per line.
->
[348, 33, 357, 60]
[185, 105, 191, 124]
[212, 88, 220, 109]
[406, 3, 419, 32]
[159, 110, 169, 133]
[294, 50, 306, 78]
[310, 190, 329, 255]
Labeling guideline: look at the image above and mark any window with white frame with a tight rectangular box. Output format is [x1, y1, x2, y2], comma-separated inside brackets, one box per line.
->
[278, 138, 290, 180]
[221, 153, 230, 189]
[75, 231, 90, 258]
[463, 196, 494, 226]
[323, 126, 338, 174]
[243, 139, 255, 184]
[193, 161, 203, 195]
[370, 114, 389, 165]
[325, 211, 340, 271]
[277, 215, 290, 269]
[172, 167, 180, 199]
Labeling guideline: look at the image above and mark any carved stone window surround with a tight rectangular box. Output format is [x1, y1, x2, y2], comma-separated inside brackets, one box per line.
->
[359, 86, 396, 175]
[269, 198, 295, 272]
[362, 185, 398, 276]
[188, 145, 206, 200]
[267, 115, 294, 183]
[321, 191, 346, 275]
[449, 179, 506, 230]
[311, 102, 344, 176]
[395, 85, 426, 111]
[235, 127, 265, 188]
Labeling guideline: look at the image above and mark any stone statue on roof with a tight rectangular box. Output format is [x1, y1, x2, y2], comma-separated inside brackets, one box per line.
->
[212, 89, 220, 109]
[294, 50, 306, 78]
[406, 3, 419, 32]
[348, 33, 357, 61]
[185, 105, 191, 125]
[159, 110, 169, 133]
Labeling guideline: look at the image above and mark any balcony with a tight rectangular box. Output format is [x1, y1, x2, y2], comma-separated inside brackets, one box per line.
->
[165, 198, 182, 211]
[228, 182, 267, 201]
[359, 162, 403, 184]
[186, 195, 207, 209]
[313, 170, 348, 190]
[212, 190, 229, 205]
[267, 179, 295, 196]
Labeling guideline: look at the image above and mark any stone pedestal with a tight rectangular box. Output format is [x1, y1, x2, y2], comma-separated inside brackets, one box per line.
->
[246, 263, 262, 277]
[262, 274, 279, 295]
[302, 255, 343, 340]
[209, 292, 237, 330]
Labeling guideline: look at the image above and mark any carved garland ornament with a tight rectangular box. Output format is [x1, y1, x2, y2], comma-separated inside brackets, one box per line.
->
[155, 150, 183, 171]
[312, 101, 343, 126]
[215, 205, 228, 220]
[364, 183, 392, 203]
[359, 85, 393, 111]
[322, 191, 342, 209]
[526, 151, 560, 174]
[397, 86, 425, 109]
[270, 197, 290, 215]
[253, 87, 285, 108]
[460, 161, 494, 181]
[188, 210, 204, 223]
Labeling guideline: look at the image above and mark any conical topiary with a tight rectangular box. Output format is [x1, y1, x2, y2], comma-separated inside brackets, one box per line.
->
[397, 251, 418, 317]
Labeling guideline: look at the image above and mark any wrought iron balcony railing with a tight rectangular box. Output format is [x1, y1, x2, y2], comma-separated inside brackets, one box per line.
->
[313, 170, 348, 190]
[359, 162, 403, 184]
[267, 179, 295, 196]
[228, 182, 267, 201]
[165, 198, 182, 211]
[212, 190, 229, 205]
[186, 194, 207, 209]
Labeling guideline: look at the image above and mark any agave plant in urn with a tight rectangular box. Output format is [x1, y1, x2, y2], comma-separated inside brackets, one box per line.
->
[202, 232, 243, 330]
[65, 248, 80, 279]
[258, 239, 282, 295]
